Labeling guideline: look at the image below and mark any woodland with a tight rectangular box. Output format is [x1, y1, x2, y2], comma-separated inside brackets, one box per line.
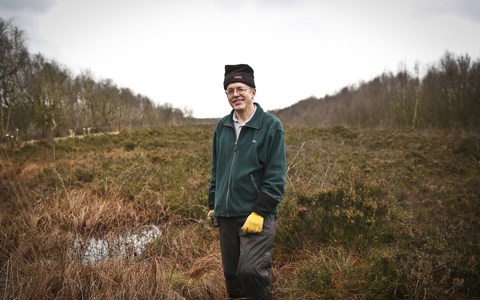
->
[270, 52, 480, 131]
[1, 18, 192, 145]
[3, 17, 480, 146]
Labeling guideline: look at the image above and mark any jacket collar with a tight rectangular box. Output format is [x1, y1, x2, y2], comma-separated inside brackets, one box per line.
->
[223, 102, 264, 129]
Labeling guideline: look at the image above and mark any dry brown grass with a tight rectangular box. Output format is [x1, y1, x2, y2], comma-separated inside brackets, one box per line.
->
[1, 125, 479, 299]
[0, 186, 227, 299]
[0, 137, 225, 298]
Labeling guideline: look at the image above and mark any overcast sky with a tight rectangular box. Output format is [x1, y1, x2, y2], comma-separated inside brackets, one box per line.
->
[1, 0, 479, 118]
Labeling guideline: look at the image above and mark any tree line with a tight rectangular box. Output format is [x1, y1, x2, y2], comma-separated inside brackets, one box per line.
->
[1, 18, 192, 144]
[270, 51, 480, 131]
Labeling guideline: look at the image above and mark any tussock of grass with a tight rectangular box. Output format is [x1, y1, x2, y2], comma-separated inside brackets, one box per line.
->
[1, 125, 479, 299]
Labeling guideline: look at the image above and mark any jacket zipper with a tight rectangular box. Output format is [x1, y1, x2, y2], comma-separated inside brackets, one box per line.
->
[226, 140, 237, 217]
[224, 123, 237, 217]
[224, 123, 259, 217]
[251, 174, 259, 193]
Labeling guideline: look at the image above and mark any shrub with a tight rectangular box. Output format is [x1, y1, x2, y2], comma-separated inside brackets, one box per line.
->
[124, 142, 136, 151]
[278, 167, 399, 251]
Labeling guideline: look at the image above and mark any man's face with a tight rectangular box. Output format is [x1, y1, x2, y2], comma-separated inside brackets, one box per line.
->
[226, 82, 256, 114]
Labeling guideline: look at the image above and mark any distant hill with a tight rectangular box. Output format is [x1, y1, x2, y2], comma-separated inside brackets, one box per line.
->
[269, 51, 480, 130]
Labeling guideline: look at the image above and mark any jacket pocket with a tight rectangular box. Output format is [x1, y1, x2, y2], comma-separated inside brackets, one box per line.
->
[251, 174, 259, 193]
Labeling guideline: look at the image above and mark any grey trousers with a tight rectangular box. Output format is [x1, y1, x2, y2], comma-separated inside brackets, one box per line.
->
[218, 214, 277, 300]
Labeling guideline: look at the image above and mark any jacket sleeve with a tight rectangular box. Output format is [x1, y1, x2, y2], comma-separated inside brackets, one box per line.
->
[252, 128, 287, 217]
[208, 126, 218, 210]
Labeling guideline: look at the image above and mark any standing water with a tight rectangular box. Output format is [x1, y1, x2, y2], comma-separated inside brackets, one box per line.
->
[69, 225, 162, 264]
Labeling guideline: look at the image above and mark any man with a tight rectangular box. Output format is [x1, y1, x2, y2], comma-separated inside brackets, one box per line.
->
[207, 64, 287, 299]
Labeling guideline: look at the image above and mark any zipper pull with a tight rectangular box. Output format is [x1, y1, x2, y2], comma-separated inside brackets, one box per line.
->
[234, 141, 237, 152]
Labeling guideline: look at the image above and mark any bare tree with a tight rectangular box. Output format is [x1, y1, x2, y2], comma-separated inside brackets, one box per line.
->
[74, 69, 97, 133]
[23, 55, 72, 139]
[96, 78, 119, 132]
[0, 18, 29, 141]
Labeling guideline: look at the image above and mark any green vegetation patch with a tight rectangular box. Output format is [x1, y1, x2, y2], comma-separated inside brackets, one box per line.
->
[1, 125, 479, 299]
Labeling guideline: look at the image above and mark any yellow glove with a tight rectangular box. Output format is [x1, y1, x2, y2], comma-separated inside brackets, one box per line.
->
[207, 210, 219, 228]
[241, 212, 264, 235]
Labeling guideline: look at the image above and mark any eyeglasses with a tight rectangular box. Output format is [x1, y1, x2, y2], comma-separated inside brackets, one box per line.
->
[225, 87, 251, 96]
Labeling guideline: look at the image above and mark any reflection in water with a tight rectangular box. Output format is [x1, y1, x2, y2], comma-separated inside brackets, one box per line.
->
[69, 225, 162, 264]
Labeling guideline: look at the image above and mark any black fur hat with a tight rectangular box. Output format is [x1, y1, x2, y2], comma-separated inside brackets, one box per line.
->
[223, 64, 255, 90]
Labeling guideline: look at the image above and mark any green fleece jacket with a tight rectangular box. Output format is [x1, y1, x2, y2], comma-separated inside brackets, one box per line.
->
[208, 103, 287, 218]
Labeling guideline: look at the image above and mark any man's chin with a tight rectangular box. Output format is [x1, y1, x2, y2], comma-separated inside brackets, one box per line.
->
[234, 108, 245, 114]
[232, 104, 245, 111]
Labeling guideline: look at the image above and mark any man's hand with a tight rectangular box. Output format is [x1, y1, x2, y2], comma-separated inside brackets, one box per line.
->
[241, 212, 264, 235]
[207, 210, 219, 228]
